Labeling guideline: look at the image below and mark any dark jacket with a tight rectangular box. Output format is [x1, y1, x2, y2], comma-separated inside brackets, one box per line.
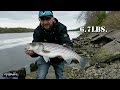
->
[31, 18, 73, 63]
[32, 18, 73, 47]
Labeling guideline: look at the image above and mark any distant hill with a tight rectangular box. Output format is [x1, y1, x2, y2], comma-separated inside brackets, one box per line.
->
[0, 27, 80, 33]
[0, 27, 34, 33]
[68, 27, 80, 31]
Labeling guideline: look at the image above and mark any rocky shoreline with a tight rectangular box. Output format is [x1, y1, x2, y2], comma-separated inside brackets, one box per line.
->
[25, 58, 120, 79]
[67, 29, 120, 79]
[65, 60, 120, 79]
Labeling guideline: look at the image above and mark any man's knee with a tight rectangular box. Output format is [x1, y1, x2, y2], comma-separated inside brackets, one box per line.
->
[36, 70, 48, 79]
[54, 62, 64, 79]
[36, 63, 50, 79]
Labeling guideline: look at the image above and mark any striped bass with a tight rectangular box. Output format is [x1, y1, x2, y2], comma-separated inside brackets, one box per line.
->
[25, 42, 89, 69]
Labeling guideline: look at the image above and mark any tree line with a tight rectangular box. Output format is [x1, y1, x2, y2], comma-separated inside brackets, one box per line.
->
[0, 27, 34, 33]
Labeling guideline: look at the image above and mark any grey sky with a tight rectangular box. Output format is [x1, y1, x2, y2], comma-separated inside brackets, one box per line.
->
[0, 11, 85, 30]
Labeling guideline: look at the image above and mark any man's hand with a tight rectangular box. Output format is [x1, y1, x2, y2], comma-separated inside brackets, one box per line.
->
[25, 48, 39, 58]
[63, 43, 72, 50]
[57, 56, 63, 59]
[63, 44, 67, 47]
[25, 50, 36, 56]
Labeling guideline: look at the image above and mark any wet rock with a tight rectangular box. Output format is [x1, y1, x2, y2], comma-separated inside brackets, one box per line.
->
[30, 63, 37, 72]
[95, 63, 107, 68]
[16, 68, 26, 79]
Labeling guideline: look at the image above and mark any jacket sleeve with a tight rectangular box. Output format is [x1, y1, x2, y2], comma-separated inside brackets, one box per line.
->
[58, 26, 73, 48]
[32, 29, 42, 42]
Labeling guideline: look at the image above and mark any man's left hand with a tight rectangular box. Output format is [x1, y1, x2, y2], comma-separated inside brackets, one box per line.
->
[63, 44, 67, 47]
[57, 56, 63, 59]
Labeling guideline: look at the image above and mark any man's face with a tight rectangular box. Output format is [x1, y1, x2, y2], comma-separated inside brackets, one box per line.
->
[39, 16, 54, 30]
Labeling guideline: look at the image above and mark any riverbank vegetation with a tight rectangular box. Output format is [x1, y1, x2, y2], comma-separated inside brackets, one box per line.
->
[78, 11, 120, 28]
[77, 11, 120, 36]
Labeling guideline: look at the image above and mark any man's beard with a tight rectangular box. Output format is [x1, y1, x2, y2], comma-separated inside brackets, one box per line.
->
[43, 24, 53, 30]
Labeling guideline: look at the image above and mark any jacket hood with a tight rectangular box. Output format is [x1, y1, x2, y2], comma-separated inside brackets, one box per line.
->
[54, 18, 58, 23]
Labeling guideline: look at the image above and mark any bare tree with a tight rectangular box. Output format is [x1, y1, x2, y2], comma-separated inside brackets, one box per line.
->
[77, 11, 108, 26]
[102, 11, 120, 29]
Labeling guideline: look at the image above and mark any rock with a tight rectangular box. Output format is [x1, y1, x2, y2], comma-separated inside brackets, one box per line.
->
[105, 30, 120, 40]
[95, 63, 107, 68]
[30, 63, 37, 72]
[90, 40, 120, 65]
[16, 68, 26, 79]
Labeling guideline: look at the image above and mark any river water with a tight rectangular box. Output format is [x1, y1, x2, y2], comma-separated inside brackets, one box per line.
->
[0, 31, 81, 79]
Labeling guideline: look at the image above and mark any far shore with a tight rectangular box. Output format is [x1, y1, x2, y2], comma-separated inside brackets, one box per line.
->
[0, 27, 80, 33]
[0, 27, 34, 33]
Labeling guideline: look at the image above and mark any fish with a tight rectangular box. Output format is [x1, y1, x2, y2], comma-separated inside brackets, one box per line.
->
[25, 42, 89, 69]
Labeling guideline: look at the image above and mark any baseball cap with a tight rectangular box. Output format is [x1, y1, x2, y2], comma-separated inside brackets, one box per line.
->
[39, 11, 53, 18]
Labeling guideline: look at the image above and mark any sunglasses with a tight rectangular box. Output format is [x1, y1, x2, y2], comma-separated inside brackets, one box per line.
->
[39, 11, 53, 17]
[40, 16, 52, 21]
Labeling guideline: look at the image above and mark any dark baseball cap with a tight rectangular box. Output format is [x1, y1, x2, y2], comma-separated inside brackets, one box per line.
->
[39, 11, 53, 18]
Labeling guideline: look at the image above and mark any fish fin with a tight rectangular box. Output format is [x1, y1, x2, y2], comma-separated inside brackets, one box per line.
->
[43, 56, 50, 62]
[62, 57, 72, 64]
[79, 58, 90, 70]
[64, 58, 80, 65]
[66, 59, 72, 64]
[42, 50, 50, 53]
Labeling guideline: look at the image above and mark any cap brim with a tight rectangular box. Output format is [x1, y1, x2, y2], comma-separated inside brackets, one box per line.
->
[39, 15, 53, 18]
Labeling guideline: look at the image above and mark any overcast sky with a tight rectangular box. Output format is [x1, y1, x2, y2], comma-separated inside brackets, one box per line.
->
[0, 11, 85, 30]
